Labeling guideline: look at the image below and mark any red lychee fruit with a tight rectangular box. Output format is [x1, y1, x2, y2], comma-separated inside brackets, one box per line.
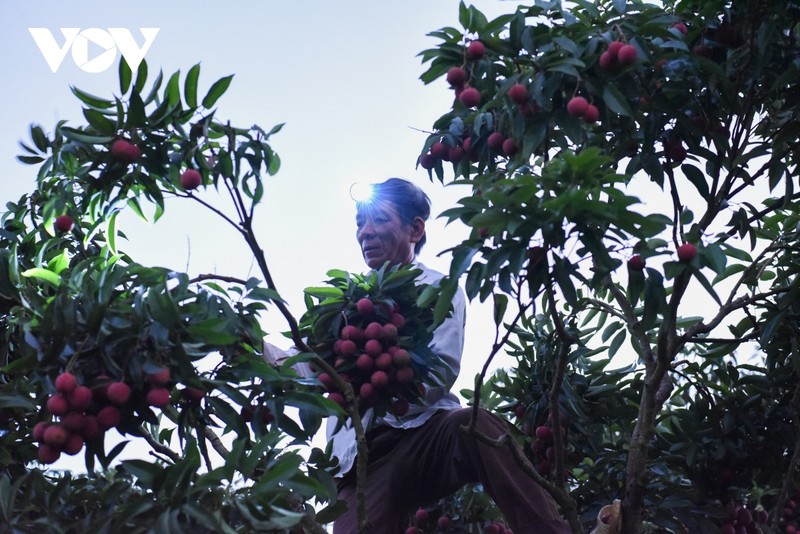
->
[106, 382, 131, 405]
[33, 421, 49, 442]
[180, 169, 202, 190]
[466, 41, 486, 60]
[358, 382, 376, 405]
[381, 323, 398, 341]
[502, 138, 519, 156]
[43, 424, 68, 447]
[62, 433, 84, 455]
[337, 339, 358, 357]
[55, 372, 78, 394]
[395, 366, 414, 384]
[37, 443, 61, 464]
[446, 66, 467, 87]
[514, 403, 526, 419]
[627, 255, 645, 272]
[68, 386, 92, 410]
[110, 139, 142, 164]
[356, 353, 374, 373]
[617, 44, 638, 65]
[54, 215, 74, 233]
[371, 370, 389, 389]
[318, 372, 336, 391]
[459, 86, 481, 108]
[80, 415, 101, 440]
[582, 104, 600, 124]
[328, 392, 346, 407]
[677, 243, 697, 263]
[364, 322, 383, 340]
[415, 508, 429, 523]
[430, 142, 449, 160]
[419, 153, 435, 170]
[566, 96, 589, 117]
[375, 352, 394, 371]
[341, 325, 362, 342]
[487, 132, 505, 151]
[665, 140, 687, 162]
[365, 339, 383, 357]
[607, 41, 625, 57]
[437, 515, 452, 529]
[47, 394, 69, 416]
[148, 368, 171, 386]
[448, 146, 464, 163]
[97, 406, 121, 429]
[508, 83, 528, 105]
[392, 398, 409, 416]
[183, 387, 206, 403]
[392, 349, 410, 367]
[535, 425, 553, 440]
[146, 387, 171, 408]
[61, 412, 85, 433]
[599, 51, 617, 70]
[672, 22, 688, 35]
[391, 313, 406, 329]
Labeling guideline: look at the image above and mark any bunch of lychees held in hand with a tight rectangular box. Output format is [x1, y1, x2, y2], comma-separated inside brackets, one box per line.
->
[300, 264, 443, 420]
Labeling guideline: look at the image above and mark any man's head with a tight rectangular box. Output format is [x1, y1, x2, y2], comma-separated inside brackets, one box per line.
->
[355, 178, 431, 269]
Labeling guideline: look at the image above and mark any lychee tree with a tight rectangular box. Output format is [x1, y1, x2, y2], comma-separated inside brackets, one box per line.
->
[416, 0, 800, 533]
[0, 59, 364, 532]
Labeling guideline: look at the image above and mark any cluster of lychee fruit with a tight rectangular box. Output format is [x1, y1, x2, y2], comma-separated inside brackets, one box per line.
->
[566, 96, 600, 124]
[33, 369, 182, 464]
[781, 491, 800, 533]
[527, 413, 566, 477]
[718, 501, 769, 534]
[406, 507, 512, 534]
[318, 297, 419, 417]
[110, 139, 142, 165]
[598, 40, 638, 71]
[445, 40, 487, 110]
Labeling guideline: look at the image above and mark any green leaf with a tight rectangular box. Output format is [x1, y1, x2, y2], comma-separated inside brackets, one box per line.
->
[83, 108, 116, 135]
[59, 127, 115, 145]
[202, 75, 234, 108]
[165, 70, 181, 106]
[119, 58, 132, 95]
[681, 164, 710, 199]
[185, 64, 200, 108]
[71, 86, 114, 108]
[22, 267, 60, 287]
[30, 125, 48, 152]
[602, 84, 633, 117]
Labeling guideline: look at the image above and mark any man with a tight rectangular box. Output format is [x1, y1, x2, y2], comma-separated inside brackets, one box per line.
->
[330, 178, 570, 533]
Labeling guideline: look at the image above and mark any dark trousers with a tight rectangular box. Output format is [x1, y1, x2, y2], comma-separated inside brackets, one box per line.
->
[332, 407, 571, 534]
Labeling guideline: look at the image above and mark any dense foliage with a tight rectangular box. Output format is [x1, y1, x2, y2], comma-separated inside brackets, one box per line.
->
[414, 0, 800, 532]
[1, 0, 799, 532]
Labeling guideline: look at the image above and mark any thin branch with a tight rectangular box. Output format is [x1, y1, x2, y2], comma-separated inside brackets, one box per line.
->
[203, 425, 230, 458]
[468, 297, 528, 433]
[604, 277, 655, 362]
[139, 426, 180, 462]
[189, 274, 249, 285]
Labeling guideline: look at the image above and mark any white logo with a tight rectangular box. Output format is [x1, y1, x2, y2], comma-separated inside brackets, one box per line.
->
[28, 28, 159, 73]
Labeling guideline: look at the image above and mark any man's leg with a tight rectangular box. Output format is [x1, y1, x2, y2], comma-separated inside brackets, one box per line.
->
[406, 408, 571, 534]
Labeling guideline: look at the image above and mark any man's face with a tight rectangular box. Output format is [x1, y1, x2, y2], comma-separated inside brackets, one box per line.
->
[356, 202, 420, 269]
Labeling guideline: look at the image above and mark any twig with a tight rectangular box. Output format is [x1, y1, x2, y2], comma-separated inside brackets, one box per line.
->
[139, 426, 180, 462]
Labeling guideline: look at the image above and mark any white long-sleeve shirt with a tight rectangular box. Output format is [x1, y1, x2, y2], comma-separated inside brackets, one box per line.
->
[327, 262, 466, 476]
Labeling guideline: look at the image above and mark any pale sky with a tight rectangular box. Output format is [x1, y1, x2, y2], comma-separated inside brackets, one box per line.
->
[0, 0, 519, 469]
